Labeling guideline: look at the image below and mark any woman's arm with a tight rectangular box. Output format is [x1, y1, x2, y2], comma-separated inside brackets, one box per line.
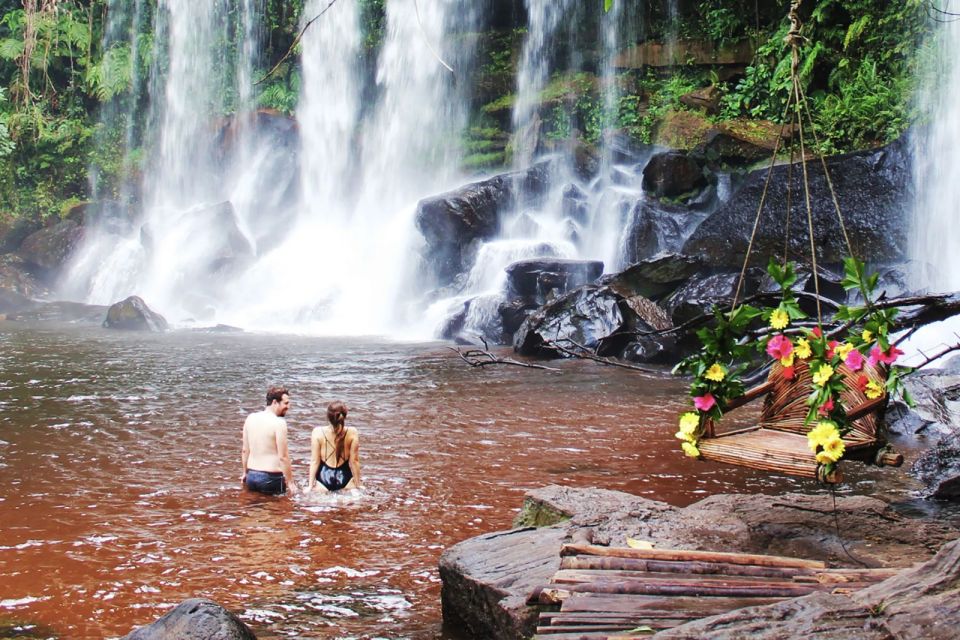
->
[241, 419, 250, 485]
[347, 428, 361, 489]
[308, 428, 323, 492]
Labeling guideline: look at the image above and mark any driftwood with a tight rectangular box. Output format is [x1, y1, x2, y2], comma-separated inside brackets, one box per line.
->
[450, 343, 561, 371]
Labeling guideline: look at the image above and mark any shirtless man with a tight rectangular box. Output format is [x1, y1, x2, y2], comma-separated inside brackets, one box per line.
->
[241, 386, 299, 495]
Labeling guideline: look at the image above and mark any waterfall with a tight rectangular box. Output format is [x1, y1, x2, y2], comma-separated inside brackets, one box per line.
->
[912, 7, 960, 292]
[67, 0, 477, 334]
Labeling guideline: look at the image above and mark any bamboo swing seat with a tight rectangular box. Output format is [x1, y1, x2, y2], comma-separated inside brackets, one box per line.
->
[696, 359, 902, 482]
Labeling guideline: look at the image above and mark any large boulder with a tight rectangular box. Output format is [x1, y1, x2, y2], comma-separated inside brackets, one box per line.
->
[16, 218, 85, 280]
[622, 200, 706, 265]
[641, 151, 708, 199]
[702, 119, 792, 167]
[663, 268, 765, 326]
[440, 485, 959, 640]
[505, 258, 603, 302]
[684, 138, 911, 268]
[103, 296, 169, 332]
[0, 215, 43, 254]
[0, 254, 49, 298]
[513, 284, 675, 361]
[600, 253, 701, 300]
[121, 598, 256, 640]
[415, 161, 553, 285]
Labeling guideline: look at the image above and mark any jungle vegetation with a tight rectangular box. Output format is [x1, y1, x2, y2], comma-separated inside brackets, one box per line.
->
[0, 0, 933, 222]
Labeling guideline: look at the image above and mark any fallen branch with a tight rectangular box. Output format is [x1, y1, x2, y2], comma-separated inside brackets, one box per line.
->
[449, 345, 561, 371]
[544, 337, 660, 373]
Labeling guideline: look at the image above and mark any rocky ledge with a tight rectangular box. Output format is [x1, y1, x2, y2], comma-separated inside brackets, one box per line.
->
[439, 485, 960, 639]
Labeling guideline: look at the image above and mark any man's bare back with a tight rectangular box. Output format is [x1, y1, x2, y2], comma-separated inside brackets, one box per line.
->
[242, 387, 298, 495]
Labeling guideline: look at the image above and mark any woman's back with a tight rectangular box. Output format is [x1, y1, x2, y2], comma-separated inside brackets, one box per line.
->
[315, 424, 357, 468]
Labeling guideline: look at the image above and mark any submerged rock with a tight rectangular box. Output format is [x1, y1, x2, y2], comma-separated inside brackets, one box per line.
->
[121, 598, 256, 640]
[439, 485, 960, 640]
[6, 300, 109, 324]
[103, 296, 169, 332]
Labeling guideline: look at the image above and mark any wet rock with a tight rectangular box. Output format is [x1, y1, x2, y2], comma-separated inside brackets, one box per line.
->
[121, 598, 256, 640]
[416, 161, 553, 285]
[600, 253, 701, 300]
[561, 183, 589, 225]
[701, 119, 789, 167]
[103, 296, 169, 332]
[641, 151, 708, 199]
[913, 432, 960, 500]
[900, 366, 960, 437]
[659, 537, 960, 639]
[505, 258, 603, 302]
[499, 298, 540, 340]
[0, 289, 34, 316]
[192, 201, 254, 274]
[65, 201, 135, 236]
[513, 285, 675, 361]
[6, 300, 109, 324]
[16, 219, 84, 280]
[758, 266, 848, 315]
[622, 200, 701, 265]
[685, 137, 910, 267]
[440, 485, 959, 640]
[572, 142, 601, 181]
[664, 268, 765, 326]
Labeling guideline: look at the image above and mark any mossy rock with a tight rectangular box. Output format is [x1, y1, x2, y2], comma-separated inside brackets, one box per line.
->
[653, 110, 713, 150]
[0, 615, 57, 639]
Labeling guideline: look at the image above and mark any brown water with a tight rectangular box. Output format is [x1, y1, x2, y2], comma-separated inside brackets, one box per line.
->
[0, 322, 938, 639]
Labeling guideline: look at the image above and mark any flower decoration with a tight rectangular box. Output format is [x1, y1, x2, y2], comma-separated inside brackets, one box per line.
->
[674, 256, 914, 480]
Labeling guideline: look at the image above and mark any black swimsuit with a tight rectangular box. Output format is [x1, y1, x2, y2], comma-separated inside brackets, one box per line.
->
[316, 432, 353, 491]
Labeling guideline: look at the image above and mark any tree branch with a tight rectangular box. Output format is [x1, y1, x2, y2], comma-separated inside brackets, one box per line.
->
[449, 345, 561, 372]
[255, 0, 341, 86]
[543, 337, 660, 373]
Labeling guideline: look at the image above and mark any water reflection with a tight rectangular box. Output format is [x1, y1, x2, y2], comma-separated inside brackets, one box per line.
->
[0, 322, 950, 639]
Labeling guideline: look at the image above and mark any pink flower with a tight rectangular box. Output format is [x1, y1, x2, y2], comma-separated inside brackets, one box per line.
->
[766, 335, 794, 361]
[693, 393, 717, 412]
[811, 327, 823, 338]
[881, 346, 904, 364]
[818, 397, 835, 417]
[845, 348, 865, 371]
[868, 346, 883, 367]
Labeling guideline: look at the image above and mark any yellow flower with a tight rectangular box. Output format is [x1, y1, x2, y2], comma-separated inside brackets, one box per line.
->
[820, 437, 846, 462]
[679, 412, 700, 435]
[705, 363, 726, 382]
[816, 450, 836, 465]
[834, 342, 854, 359]
[865, 380, 884, 400]
[795, 338, 812, 359]
[681, 442, 701, 458]
[675, 430, 695, 443]
[807, 420, 840, 453]
[812, 364, 834, 387]
[770, 308, 789, 330]
[861, 329, 874, 343]
[780, 352, 795, 367]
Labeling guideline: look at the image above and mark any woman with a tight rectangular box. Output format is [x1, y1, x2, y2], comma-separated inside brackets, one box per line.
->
[308, 401, 361, 492]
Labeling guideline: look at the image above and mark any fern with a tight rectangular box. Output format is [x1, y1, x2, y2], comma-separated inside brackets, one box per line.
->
[0, 38, 23, 60]
[844, 15, 871, 50]
[86, 44, 134, 101]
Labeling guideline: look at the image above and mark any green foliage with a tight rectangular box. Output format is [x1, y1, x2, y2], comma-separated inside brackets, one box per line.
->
[257, 69, 300, 114]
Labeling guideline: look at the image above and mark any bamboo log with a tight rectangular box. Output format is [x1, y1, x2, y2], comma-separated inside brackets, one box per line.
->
[551, 569, 815, 589]
[540, 612, 707, 622]
[560, 544, 826, 568]
[550, 579, 819, 598]
[537, 624, 674, 633]
[559, 555, 812, 578]
[558, 593, 783, 614]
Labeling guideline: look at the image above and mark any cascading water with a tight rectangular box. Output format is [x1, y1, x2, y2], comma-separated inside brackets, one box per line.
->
[67, 0, 477, 335]
[907, 4, 960, 364]
[433, 1, 652, 340]
[912, 7, 960, 293]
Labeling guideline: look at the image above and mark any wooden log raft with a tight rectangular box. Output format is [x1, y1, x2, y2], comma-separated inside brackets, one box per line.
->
[531, 544, 896, 639]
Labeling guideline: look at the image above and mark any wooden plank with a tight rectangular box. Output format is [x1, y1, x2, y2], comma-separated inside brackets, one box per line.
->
[540, 612, 704, 622]
[551, 569, 820, 589]
[548, 579, 818, 598]
[559, 555, 812, 578]
[557, 592, 782, 614]
[560, 544, 827, 569]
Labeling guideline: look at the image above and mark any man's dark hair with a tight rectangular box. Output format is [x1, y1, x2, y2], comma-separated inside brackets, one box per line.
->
[266, 386, 288, 406]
